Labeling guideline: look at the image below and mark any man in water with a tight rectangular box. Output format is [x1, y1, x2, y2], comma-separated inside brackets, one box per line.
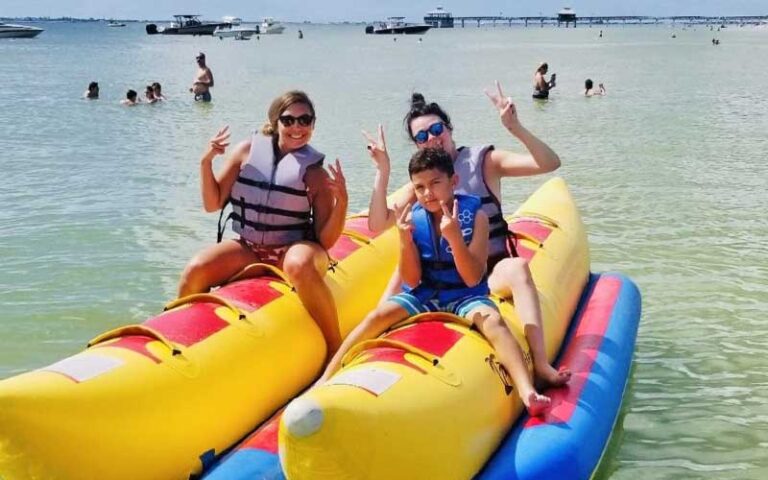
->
[190, 52, 214, 102]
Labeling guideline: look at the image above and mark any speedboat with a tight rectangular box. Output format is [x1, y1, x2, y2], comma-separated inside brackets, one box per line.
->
[365, 17, 431, 34]
[0, 22, 44, 38]
[146, 15, 230, 36]
[107, 21, 126, 27]
[260, 17, 285, 34]
[214, 24, 259, 40]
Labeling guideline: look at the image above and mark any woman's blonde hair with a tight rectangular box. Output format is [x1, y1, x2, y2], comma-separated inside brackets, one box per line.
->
[261, 90, 316, 136]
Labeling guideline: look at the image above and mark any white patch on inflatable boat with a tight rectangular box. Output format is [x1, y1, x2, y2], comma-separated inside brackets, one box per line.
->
[327, 367, 401, 396]
[41, 354, 124, 382]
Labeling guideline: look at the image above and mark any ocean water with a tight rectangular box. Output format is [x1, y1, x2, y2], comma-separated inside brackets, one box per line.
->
[1, 21, 767, 478]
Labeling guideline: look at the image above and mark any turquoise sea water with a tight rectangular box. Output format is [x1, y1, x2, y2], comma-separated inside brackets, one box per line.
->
[1, 21, 767, 478]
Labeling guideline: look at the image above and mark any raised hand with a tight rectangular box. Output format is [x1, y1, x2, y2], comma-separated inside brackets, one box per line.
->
[362, 124, 391, 173]
[326, 159, 348, 204]
[484, 81, 521, 132]
[208, 125, 230, 156]
[439, 199, 461, 243]
[394, 201, 413, 235]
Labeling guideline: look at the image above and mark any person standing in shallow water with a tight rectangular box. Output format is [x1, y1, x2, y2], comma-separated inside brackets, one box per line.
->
[533, 62, 556, 99]
[190, 52, 214, 102]
[363, 84, 572, 387]
[178, 90, 347, 358]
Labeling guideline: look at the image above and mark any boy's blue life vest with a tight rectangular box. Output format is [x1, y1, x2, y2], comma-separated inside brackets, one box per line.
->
[409, 193, 489, 303]
[218, 132, 324, 246]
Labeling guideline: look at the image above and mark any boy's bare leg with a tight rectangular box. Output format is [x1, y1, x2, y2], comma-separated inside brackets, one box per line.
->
[470, 306, 551, 416]
[318, 301, 410, 384]
[489, 257, 571, 387]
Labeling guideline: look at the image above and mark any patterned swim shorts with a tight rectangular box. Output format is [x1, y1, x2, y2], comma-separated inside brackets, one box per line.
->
[239, 239, 290, 266]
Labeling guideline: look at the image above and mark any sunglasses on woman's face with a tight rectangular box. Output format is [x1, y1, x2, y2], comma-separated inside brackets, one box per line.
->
[278, 114, 315, 127]
[413, 122, 446, 144]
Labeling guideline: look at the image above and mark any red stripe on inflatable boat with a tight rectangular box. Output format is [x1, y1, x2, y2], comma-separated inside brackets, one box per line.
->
[386, 321, 464, 357]
[525, 276, 621, 427]
[360, 321, 464, 373]
[510, 219, 552, 244]
[102, 336, 161, 363]
[509, 220, 552, 261]
[329, 218, 379, 261]
[145, 304, 230, 347]
[241, 413, 281, 454]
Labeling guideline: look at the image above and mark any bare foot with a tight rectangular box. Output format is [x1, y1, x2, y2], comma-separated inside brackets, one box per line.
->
[523, 391, 551, 417]
[536, 363, 571, 388]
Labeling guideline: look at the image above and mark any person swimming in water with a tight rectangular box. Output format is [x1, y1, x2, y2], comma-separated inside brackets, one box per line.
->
[120, 89, 139, 106]
[83, 81, 99, 99]
[584, 79, 606, 96]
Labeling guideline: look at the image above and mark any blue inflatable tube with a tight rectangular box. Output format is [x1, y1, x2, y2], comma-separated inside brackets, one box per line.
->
[477, 272, 641, 480]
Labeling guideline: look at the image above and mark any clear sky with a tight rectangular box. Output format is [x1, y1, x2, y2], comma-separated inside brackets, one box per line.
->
[5, 0, 767, 22]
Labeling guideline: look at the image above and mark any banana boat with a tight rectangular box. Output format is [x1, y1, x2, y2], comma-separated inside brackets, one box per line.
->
[275, 177, 590, 479]
[202, 274, 640, 480]
[0, 212, 400, 480]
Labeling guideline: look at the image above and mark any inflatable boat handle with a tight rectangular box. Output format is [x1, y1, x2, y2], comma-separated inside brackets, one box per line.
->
[342, 338, 441, 368]
[87, 325, 182, 356]
[510, 211, 560, 229]
[226, 262, 293, 288]
[341, 228, 372, 245]
[163, 293, 247, 321]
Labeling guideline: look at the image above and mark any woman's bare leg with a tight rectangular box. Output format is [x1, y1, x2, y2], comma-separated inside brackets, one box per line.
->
[489, 257, 571, 387]
[178, 239, 260, 297]
[283, 241, 342, 359]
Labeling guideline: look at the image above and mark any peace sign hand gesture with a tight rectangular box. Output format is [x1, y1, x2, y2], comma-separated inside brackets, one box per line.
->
[393, 201, 414, 236]
[326, 159, 348, 205]
[207, 125, 231, 156]
[362, 124, 391, 174]
[439, 199, 462, 244]
[484, 81, 521, 133]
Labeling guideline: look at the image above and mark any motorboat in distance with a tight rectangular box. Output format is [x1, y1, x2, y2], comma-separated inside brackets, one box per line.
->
[0, 22, 44, 38]
[214, 24, 259, 40]
[260, 17, 285, 34]
[146, 15, 230, 35]
[366, 17, 431, 34]
[107, 21, 126, 27]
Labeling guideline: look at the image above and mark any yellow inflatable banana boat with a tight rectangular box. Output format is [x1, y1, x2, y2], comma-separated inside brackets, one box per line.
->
[0, 211, 400, 479]
[278, 177, 589, 480]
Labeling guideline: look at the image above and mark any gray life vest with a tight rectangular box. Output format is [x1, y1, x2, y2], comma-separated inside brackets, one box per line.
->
[221, 132, 324, 246]
[453, 145, 511, 258]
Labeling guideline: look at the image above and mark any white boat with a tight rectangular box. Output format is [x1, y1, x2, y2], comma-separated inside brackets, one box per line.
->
[261, 17, 285, 34]
[214, 24, 259, 40]
[365, 17, 431, 34]
[107, 21, 126, 27]
[0, 22, 44, 38]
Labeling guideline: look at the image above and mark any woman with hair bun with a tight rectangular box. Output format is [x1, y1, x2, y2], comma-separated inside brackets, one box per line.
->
[178, 90, 347, 356]
[363, 82, 571, 387]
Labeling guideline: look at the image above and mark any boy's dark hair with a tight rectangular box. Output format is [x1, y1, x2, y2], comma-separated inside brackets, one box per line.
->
[152, 82, 161, 90]
[408, 148, 454, 178]
[126, 89, 137, 99]
[403, 93, 452, 142]
[88, 81, 98, 90]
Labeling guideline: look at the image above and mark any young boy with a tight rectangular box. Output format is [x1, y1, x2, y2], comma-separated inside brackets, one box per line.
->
[319, 148, 550, 415]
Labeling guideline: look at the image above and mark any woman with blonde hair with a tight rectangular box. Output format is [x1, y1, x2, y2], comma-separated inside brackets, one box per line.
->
[178, 90, 347, 356]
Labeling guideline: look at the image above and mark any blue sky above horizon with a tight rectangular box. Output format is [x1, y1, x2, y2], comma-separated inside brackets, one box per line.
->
[4, 1, 767, 22]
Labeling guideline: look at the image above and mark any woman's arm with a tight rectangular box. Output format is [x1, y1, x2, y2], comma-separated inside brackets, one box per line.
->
[485, 82, 561, 177]
[200, 127, 249, 212]
[306, 160, 348, 250]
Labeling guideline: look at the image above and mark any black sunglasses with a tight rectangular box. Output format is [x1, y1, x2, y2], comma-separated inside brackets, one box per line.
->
[413, 121, 446, 144]
[278, 114, 315, 127]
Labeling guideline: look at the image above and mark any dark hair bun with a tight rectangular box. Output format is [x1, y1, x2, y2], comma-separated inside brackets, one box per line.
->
[411, 93, 426, 106]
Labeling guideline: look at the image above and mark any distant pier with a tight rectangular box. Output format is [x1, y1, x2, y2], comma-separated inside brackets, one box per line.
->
[448, 15, 768, 28]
